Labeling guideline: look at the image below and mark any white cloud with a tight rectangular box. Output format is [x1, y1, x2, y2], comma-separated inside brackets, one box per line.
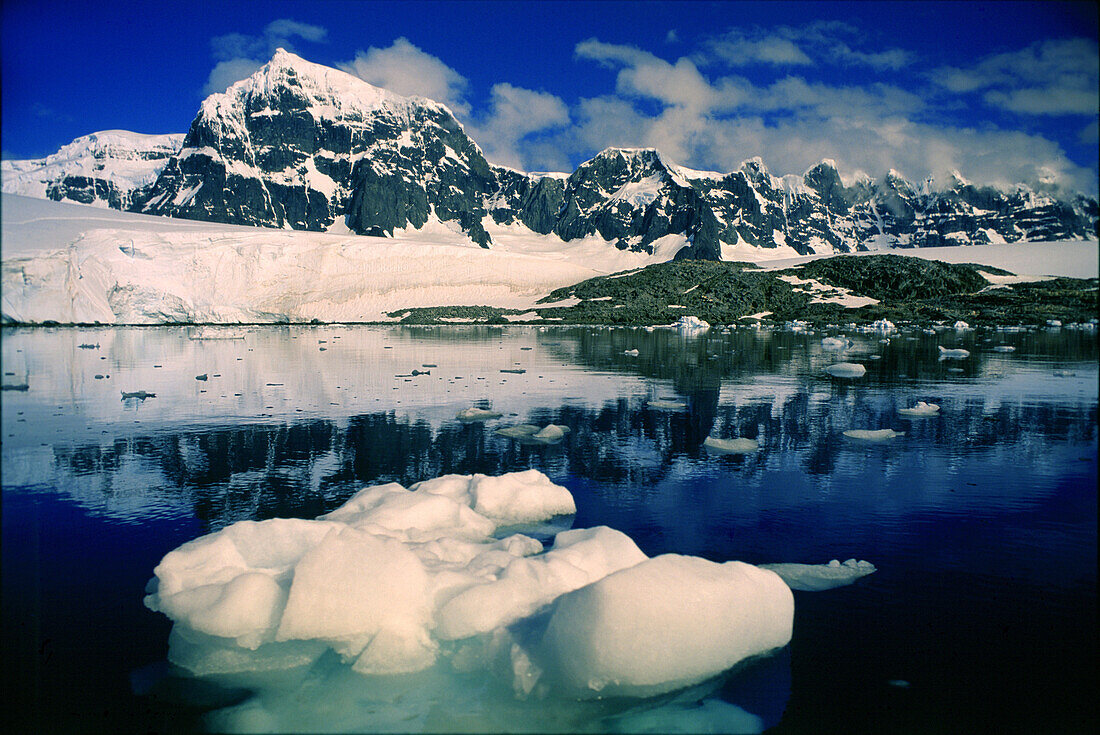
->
[932, 38, 1099, 116]
[338, 38, 471, 115]
[705, 32, 813, 66]
[203, 19, 328, 95]
[466, 84, 570, 170]
[703, 24, 909, 71]
[204, 59, 264, 97]
[565, 38, 1096, 193]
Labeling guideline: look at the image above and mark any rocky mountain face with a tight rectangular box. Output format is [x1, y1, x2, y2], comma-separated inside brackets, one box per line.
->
[1, 131, 183, 210]
[5, 50, 1096, 260]
[135, 49, 497, 246]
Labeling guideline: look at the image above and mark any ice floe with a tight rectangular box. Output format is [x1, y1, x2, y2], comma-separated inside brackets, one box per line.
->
[757, 559, 877, 591]
[674, 316, 710, 336]
[703, 437, 760, 454]
[843, 429, 904, 441]
[456, 407, 503, 422]
[824, 362, 866, 378]
[992, 345, 1016, 353]
[937, 346, 970, 360]
[898, 401, 940, 417]
[821, 336, 851, 351]
[144, 469, 796, 704]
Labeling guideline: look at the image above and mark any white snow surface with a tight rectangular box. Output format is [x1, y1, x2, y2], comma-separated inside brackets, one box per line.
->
[4, 192, 1095, 325]
[2, 194, 680, 324]
[1, 130, 184, 204]
[759, 240, 1098, 279]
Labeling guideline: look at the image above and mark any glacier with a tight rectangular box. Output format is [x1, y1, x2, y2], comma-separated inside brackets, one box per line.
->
[3, 192, 1097, 325]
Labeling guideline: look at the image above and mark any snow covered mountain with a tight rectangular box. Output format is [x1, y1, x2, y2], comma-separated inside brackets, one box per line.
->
[3, 50, 1096, 260]
[135, 49, 499, 246]
[1, 130, 183, 210]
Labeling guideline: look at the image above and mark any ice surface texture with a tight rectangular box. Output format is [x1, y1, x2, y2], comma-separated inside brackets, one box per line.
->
[825, 362, 866, 378]
[145, 469, 795, 699]
[758, 559, 877, 591]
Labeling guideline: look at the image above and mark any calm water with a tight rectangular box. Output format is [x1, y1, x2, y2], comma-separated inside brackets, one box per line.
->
[2, 324, 1096, 733]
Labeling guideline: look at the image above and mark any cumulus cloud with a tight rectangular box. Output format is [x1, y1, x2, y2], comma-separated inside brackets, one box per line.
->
[203, 19, 328, 95]
[565, 37, 1095, 193]
[932, 38, 1099, 116]
[338, 38, 471, 115]
[465, 83, 570, 170]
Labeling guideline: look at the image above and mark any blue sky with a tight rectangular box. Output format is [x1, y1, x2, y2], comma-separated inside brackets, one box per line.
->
[3, 1, 1097, 192]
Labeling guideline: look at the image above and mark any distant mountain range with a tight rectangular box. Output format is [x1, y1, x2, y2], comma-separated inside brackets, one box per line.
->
[3, 49, 1096, 260]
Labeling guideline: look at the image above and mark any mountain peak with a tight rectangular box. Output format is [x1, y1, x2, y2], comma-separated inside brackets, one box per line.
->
[199, 48, 435, 124]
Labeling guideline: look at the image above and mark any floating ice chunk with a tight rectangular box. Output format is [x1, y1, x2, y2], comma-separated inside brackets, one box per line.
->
[538, 555, 793, 698]
[824, 362, 866, 378]
[495, 424, 541, 438]
[412, 469, 576, 525]
[274, 527, 434, 665]
[435, 526, 647, 641]
[757, 559, 877, 591]
[843, 429, 904, 441]
[703, 436, 760, 454]
[648, 399, 688, 411]
[457, 407, 503, 422]
[992, 345, 1016, 352]
[623, 348, 639, 356]
[953, 321, 970, 330]
[937, 346, 970, 359]
[321, 482, 497, 541]
[869, 319, 896, 333]
[530, 424, 571, 443]
[1046, 319, 1062, 327]
[898, 401, 940, 417]
[821, 336, 851, 351]
[674, 316, 710, 336]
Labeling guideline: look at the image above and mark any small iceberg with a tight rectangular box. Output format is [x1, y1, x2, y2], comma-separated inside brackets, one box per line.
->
[623, 349, 639, 357]
[937, 346, 970, 360]
[758, 559, 877, 591]
[703, 437, 760, 455]
[992, 345, 1015, 353]
[843, 429, 904, 441]
[456, 407, 503, 422]
[953, 321, 970, 330]
[898, 401, 940, 417]
[824, 362, 866, 378]
[495, 424, 571, 444]
[495, 424, 541, 438]
[674, 316, 710, 336]
[869, 319, 896, 333]
[530, 424, 571, 444]
[144, 469, 794, 702]
[821, 336, 851, 351]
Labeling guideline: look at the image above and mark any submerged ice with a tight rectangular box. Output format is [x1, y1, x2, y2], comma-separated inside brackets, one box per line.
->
[144, 469, 806, 722]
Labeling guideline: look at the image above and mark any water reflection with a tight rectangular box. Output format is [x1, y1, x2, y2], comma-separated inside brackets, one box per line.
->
[2, 325, 1093, 537]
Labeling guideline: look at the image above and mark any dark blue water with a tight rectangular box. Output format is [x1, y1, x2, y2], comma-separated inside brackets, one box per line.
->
[2, 325, 1096, 733]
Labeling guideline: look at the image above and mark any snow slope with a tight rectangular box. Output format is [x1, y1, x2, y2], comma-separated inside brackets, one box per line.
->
[758, 240, 1099, 279]
[1, 194, 679, 324]
[1, 130, 183, 204]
